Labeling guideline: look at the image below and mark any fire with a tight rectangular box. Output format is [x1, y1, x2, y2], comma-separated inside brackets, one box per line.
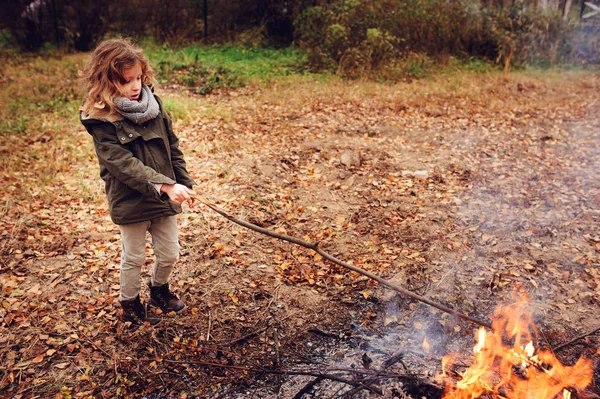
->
[440, 297, 593, 399]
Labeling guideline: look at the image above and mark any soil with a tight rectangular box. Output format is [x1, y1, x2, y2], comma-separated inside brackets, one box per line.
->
[1, 73, 599, 399]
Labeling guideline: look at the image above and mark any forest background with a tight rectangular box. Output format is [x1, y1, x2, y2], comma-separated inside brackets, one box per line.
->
[1, 0, 600, 398]
[2, 0, 599, 75]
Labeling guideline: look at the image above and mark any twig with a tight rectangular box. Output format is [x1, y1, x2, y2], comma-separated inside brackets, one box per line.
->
[274, 327, 281, 369]
[338, 351, 406, 398]
[206, 310, 212, 341]
[221, 315, 274, 346]
[308, 328, 343, 339]
[324, 368, 444, 398]
[255, 369, 383, 395]
[194, 196, 492, 329]
[162, 359, 382, 395]
[293, 376, 324, 399]
[260, 284, 281, 318]
[273, 327, 282, 386]
[65, 319, 113, 359]
[553, 325, 600, 352]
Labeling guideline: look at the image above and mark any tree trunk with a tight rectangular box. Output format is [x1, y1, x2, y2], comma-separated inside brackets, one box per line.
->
[503, 46, 514, 76]
[51, 0, 60, 48]
[203, 0, 208, 38]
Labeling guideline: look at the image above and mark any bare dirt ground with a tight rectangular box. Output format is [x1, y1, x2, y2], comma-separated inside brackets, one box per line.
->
[1, 71, 599, 398]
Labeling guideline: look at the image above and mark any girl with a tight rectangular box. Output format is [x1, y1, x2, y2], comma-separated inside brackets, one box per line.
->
[80, 38, 197, 325]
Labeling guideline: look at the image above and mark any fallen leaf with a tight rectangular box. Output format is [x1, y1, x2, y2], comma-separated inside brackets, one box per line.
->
[32, 354, 45, 363]
[524, 263, 535, 271]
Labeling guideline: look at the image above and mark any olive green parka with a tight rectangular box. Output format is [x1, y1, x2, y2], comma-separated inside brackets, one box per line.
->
[81, 95, 196, 225]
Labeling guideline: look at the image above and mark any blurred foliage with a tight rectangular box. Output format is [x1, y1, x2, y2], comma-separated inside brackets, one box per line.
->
[0, 0, 597, 75]
[0, 0, 310, 51]
[294, 0, 599, 77]
[294, 0, 495, 76]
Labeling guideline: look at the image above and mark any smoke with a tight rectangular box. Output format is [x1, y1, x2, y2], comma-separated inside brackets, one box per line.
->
[452, 119, 600, 318]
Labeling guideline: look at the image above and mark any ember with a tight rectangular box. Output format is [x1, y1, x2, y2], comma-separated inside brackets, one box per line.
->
[440, 297, 593, 399]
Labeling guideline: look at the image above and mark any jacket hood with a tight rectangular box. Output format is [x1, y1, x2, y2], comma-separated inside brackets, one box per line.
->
[80, 104, 123, 129]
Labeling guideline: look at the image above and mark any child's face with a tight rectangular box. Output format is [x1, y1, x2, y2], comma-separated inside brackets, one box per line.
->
[121, 62, 143, 101]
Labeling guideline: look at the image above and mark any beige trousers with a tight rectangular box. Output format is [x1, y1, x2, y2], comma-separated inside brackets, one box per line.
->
[119, 215, 180, 301]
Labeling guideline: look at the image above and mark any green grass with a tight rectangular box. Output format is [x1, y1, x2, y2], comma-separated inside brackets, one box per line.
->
[142, 41, 307, 93]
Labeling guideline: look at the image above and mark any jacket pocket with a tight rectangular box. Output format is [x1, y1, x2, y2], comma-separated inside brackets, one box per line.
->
[118, 120, 164, 145]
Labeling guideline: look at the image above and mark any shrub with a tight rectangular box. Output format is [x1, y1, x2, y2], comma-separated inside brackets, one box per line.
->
[293, 6, 335, 70]
[295, 0, 403, 77]
[294, 0, 487, 76]
[294, 0, 581, 76]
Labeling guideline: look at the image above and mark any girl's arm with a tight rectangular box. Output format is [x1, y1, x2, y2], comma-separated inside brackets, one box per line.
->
[159, 97, 196, 189]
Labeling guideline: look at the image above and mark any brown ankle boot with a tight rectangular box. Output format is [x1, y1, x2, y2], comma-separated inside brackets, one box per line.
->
[149, 283, 186, 313]
[120, 295, 161, 326]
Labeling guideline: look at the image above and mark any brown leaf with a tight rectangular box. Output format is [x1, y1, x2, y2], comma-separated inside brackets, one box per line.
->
[523, 263, 535, 272]
[31, 354, 45, 363]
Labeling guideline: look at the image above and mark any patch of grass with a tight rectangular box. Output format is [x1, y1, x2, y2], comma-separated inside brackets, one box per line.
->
[0, 115, 30, 136]
[161, 96, 191, 121]
[159, 91, 233, 124]
[197, 104, 234, 123]
[452, 57, 498, 73]
[144, 42, 307, 94]
[0, 51, 89, 206]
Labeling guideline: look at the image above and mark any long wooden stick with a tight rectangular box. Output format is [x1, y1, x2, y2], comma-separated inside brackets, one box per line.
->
[194, 196, 492, 329]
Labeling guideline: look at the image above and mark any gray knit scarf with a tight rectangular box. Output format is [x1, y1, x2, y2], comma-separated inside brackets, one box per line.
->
[113, 85, 160, 124]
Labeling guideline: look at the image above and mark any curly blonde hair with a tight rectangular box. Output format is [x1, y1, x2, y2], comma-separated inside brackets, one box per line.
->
[81, 38, 156, 116]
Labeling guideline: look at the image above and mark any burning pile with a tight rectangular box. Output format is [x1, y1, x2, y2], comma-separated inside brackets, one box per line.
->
[439, 298, 593, 399]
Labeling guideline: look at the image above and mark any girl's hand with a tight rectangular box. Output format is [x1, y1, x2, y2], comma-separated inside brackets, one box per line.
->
[161, 184, 196, 207]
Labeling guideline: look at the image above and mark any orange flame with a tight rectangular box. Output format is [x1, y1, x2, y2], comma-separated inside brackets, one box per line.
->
[440, 297, 593, 399]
